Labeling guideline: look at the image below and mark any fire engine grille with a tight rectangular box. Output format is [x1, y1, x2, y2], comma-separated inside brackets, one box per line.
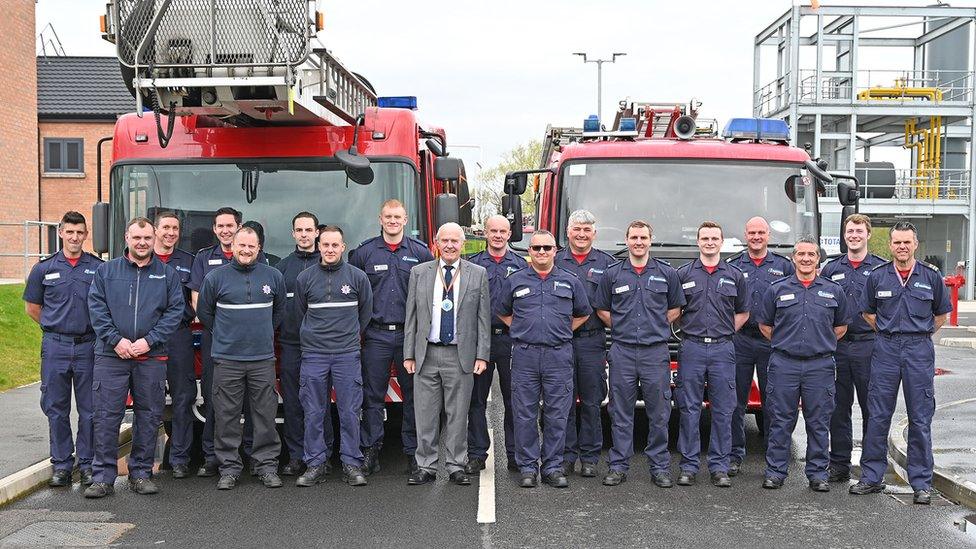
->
[115, 0, 312, 69]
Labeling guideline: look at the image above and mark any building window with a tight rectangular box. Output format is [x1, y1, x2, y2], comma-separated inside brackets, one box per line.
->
[44, 138, 84, 174]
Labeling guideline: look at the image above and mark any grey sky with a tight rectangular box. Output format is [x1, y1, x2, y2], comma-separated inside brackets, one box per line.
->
[35, 0, 960, 173]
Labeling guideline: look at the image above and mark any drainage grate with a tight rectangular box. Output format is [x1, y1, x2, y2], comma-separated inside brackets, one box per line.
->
[0, 521, 133, 547]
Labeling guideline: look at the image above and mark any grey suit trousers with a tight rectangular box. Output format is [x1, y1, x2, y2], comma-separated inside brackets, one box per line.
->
[213, 358, 281, 476]
[414, 344, 473, 474]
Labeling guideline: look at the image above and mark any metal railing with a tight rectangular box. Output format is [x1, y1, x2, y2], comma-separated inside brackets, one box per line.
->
[756, 69, 976, 116]
[823, 168, 970, 203]
[0, 221, 61, 280]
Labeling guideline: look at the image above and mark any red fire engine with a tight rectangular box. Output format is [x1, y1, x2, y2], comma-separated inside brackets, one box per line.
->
[93, 1, 472, 420]
[503, 100, 860, 419]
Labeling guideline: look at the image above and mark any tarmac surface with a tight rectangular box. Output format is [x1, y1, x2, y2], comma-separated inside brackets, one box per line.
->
[0, 383, 52, 479]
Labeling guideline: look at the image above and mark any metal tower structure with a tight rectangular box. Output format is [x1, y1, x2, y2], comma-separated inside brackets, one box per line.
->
[754, 3, 976, 298]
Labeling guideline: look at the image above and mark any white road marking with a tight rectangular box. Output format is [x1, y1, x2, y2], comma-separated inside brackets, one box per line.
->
[477, 390, 497, 524]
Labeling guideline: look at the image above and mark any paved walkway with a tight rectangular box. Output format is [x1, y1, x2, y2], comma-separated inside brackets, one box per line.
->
[0, 383, 51, 479]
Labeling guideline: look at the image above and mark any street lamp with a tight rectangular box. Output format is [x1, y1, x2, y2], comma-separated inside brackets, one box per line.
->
[573, 52, 626, 121]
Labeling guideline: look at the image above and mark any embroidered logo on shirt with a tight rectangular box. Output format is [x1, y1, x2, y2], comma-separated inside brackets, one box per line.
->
[262, 284, 271, 295]
[718, 278, 734, 286]
[176, 266, 190, 273]
[830, 273, 845, 281]
[742, 272, 749, 279]
[587, 268, 604, 278]
[648, 275, 666, 283]
[817, 291, 835, 299]
[84, 269, 96, 275]
[913, 282, 932, 290]
[149, 274, 165, 279]
[505, 266, 519, 276]
[402, 256, 419, 263]
[554, 281, 571, 290]
[341, 284, 351, 295]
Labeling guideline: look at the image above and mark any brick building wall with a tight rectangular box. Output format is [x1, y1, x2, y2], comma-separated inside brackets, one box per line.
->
[38, 120, 116, 251]
[0, 0, 39, 279]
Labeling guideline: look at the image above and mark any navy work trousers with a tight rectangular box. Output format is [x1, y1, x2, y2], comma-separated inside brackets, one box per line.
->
[511, 342, 574, 476]
[676, 338, 736, 474]
[40, 334, 94, 472]
[607, 342, 672, 474]
[300, 351, 364, 468]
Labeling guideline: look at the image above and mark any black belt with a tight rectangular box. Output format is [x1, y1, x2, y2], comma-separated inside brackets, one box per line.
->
[774, 349, 832, 361]
[880, 332, 930, 339]
[370, 322, 404, 331]
[573, 327, 605, 339]
[683, 334, 733, 344]
[492, 327, 510, 336]
[842, 332, 876, 342]
[44, 332, 96, 344]
[428, 341, 457, 347]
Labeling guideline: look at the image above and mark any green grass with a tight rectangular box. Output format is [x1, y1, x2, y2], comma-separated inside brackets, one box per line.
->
[0, 284, 41, 392]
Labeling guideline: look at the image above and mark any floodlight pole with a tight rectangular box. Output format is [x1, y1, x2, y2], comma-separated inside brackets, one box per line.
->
[573, 52, 626, 121]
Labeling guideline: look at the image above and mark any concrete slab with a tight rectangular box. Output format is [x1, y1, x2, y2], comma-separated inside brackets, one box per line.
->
[0, 521, 133, 547]
[940, 338, 976, 349]
[0, 384, 52, 480]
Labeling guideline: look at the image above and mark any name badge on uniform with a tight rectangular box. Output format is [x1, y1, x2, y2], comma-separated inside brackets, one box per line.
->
[682, 281, 696, 290]
[515, 288, 531, 298]
[44, 272, 61, 281]
[208, 259, 223, 266]
[831, 273, 845, 281]
[779, 293, 795, 302]
[614, 285, 630, 294]
[877, 290, 893, 298]
[769, 268, 784, 276]
[374, 264, 389, 272]
[286, 292, 295, 298]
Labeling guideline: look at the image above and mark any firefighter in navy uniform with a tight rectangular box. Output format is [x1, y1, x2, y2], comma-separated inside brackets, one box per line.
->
[725, 216, 794, 476]
[85, 217, 184, 498]
[294, 225, 372, 487]
[554, 210, 614, 478]
[499, 230, 592, 489]
[851, 222, 952, 505]
[151, 212, 197, 479]
[818, 213, 886, 483]
[23, 211, 102, 488]
[274, 211, 334, 477]
[349, 199, 434, 475]
[593, 221, 684, 488]
[465, 215, 525, 474]
[674, 222, 750, 488]
[757, 237, 849, 492]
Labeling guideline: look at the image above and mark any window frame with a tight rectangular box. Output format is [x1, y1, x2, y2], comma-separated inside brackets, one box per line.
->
[43, 138, 84, 174]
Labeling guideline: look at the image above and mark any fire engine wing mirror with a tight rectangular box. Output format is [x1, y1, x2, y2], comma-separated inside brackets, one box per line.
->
[434, 193, 460, 231]
[502, 194, 523, 242]
[335, 148, 373, 185]
[839, 205, 857, 254]
[92, 202, 110, 254]
[435, 157, 462, 181]
[504, 173, 529, 195]
[833, 174, 861, 207]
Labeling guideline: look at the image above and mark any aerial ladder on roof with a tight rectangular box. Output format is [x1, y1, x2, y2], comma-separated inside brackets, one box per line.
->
[100, 0, 376, 144]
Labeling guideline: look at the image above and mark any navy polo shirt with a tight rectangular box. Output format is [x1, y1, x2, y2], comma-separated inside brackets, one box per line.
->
[349, 235, 434, 325]
[469, 248, 525, 329]
[592, 258, 685, 346]
[499, 266, 591, 346]
[555, 247, 615, 334]
[757, 276, 850, 357]
[863, 260, 953, 335]
[676, 259, 750, 339]
[158, 248, 195, 326]
[819, 253, 886, 336]
[23, 251, 102, 336]
[727, 251, 794, 334]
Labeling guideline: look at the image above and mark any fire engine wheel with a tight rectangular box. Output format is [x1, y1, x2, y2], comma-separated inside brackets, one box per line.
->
[753, 410, 765, 431]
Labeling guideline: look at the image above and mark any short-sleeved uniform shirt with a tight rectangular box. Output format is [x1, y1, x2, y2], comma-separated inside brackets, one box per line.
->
[727, 251, 794, 334]
[819, 253, 886, 336]
[862, 260, 953, 335]
[499, 267, 592, 346]
[23, 251, 102, 336]
[592, 258, 685, 346]
[554, 247, 615, 334]
[757, 276, 850, 357]
[349, 235, 434, 325]
[468, 248, 525, 330]
[676, 259, 750, 339]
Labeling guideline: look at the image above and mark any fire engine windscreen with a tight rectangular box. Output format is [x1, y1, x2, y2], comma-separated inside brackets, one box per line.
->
[559, 160, 812, 252]
[108, 161, 419, 261]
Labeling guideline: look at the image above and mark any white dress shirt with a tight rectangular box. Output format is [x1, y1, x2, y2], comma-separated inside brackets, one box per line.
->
[428, 258, 459, 344]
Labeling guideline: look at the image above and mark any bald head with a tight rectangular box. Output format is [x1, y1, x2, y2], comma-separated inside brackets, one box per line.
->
[436, 222, 465, 264]
[485, 215, 512, 254]
[745, 216, 770, 257]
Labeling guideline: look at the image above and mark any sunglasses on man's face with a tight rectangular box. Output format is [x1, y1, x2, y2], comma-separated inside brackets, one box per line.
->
[529, 245, 555, 252]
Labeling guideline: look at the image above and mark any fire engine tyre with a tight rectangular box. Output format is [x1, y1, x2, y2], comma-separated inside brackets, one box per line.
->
[753, 410, 765, 433]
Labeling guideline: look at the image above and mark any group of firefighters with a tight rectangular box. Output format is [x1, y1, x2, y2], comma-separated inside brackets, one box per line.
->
[23, 200, 951, 504]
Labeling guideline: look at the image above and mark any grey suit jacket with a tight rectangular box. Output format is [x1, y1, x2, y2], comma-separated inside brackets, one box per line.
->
[403, 258, 490, 374]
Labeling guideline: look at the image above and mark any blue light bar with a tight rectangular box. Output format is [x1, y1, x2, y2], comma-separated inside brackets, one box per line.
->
[377, 96, 418, 110]
[618, 117, 637, 132]
[583, 115, 600, 133]
[722, 117, 790, 141]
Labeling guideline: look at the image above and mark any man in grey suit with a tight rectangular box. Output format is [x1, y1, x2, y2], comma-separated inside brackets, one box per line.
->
[404, 222, 491, 486]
